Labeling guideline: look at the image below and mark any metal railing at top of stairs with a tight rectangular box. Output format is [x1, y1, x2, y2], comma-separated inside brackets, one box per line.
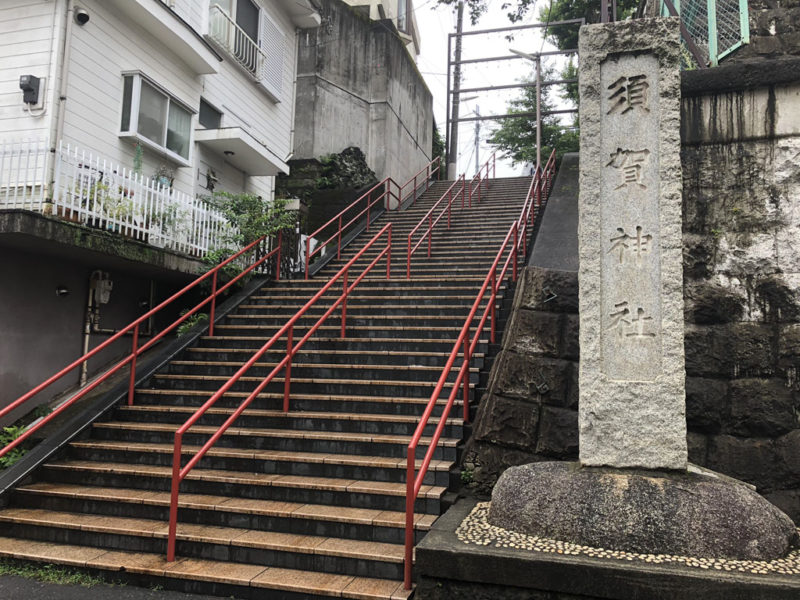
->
[304, 157, 441, 279]
[166, 223, 392, 562]
[403, 150, 556, 590]
[405, 152, 497, 279]
[0, 233, 286, 461]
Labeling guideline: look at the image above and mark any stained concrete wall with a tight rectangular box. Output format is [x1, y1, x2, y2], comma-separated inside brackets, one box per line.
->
[294, 0, 433, 184]
[464, 62, 800, 524]
[0, 214, 193, 425]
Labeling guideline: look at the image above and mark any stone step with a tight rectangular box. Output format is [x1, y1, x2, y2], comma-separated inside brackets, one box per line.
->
[66, 440, 453, 486]
[0, 536, 412, 599]
[90, 420, 459, 461]
[40, 461, 446, 513]
[133, 388, 465, 417]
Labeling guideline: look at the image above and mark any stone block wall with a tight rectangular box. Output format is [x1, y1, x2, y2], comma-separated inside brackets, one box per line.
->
[464, 268, 579, 496]
[681, 77, 800, 521]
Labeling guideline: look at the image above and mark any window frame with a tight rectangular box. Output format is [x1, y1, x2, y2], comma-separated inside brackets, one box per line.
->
[118, 72, 196, 167]
[198, 98, 223, 130]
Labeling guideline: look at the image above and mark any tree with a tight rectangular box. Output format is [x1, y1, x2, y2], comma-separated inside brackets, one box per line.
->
[488, 65, 579, 167]
[432, 122, 446, 171]
[435, 0, 639, 46]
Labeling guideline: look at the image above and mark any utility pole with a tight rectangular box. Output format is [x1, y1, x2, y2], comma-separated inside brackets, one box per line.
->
[447, 1, 464, 180]
[535, 56, 542, 170]
[474, 104, 480, 175]
[510, 49, 543, 170]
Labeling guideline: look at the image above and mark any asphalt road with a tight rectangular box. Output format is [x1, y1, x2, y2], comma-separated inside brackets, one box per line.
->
[0, 576, 241, 600]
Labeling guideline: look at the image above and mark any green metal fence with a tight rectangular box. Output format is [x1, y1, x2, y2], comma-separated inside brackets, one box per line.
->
[660, 0, 750, 68]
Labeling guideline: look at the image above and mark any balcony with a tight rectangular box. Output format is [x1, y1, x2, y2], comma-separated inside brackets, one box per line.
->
[195, 127, 288, 176]
[0, 139, 232, 258]
[207, 5, 275, 94]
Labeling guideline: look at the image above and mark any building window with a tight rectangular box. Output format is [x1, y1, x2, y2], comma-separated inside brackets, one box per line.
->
[199, 98, 222, 129]
[397, 0, 411, 33]
[119, 74, 194, 163]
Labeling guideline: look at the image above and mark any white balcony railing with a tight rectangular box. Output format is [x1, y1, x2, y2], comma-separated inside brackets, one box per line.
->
[0, 139, 234, 258]
[208, 4, 266, 80]
[0, 138, 49, 211]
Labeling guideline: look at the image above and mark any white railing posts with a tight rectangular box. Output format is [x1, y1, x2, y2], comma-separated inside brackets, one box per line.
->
[208, 4, 266, 80]
[0, 138, 49, 212]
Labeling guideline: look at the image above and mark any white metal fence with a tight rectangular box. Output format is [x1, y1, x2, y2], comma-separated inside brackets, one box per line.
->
[0, 138, 49, 211]
[0, 139, 235, 257]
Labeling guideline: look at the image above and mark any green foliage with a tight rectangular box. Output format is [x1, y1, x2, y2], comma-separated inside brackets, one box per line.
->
[205, 192, 294, 247]
[538, 0, 639, 51]
[176, 309, 208, 337]
[436, 0, 638, 36]
[432, 123, 446, 169]
[460, 467, 474, 484]
[0, 426, 27, 469]
[488, 65, 579, 167]
[0, 559, 109, 587]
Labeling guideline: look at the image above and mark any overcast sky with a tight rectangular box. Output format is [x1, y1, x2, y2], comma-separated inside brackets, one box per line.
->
[412, 0, 577, 177]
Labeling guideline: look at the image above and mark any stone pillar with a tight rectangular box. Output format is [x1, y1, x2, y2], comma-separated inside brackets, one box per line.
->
[578, 18, 687, 470]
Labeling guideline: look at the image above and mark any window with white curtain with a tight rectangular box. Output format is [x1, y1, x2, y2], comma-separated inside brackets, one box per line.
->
[119, 74, 194, 164]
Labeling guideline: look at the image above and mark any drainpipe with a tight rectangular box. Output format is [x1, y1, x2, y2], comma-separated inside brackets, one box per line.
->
[80, 278, 95, 386]
[288, 28, 300, 164]
[49, 0, 76, 191]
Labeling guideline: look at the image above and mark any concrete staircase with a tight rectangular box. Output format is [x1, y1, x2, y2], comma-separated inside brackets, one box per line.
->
[0, 176, 534, 598]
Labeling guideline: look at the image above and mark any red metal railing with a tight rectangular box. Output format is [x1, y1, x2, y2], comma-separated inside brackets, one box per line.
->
[402, 153, 556, 589]
[466, 151, 496, 206]
[405, 152, 497, 279]
[304, 157, 441, 279]
[0, 234, 284, 460]
[401, 156, 442, 209]
[406, 175, 465, 279]
[166, 223, 392, 561]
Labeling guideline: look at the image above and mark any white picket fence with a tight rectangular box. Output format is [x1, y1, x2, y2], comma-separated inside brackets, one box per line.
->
[0, 138, 49, 211]
[0, 139, 234, 257]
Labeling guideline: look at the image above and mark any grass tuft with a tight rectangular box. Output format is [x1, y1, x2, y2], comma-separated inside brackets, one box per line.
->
[0, 559, 110, 587]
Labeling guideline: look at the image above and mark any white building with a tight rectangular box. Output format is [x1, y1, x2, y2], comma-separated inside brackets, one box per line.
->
[0, 0, 320, 254]
[0, 0, 320, 418]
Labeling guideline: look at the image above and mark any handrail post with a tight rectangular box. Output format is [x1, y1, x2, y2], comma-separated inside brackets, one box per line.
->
[407, 234, 411, 280]
[275, 231, 282, 281]
[404, 452, 415, 590]
[462, 332, 470, 423]
[128, 323, 139, 406]
[337, 215, 342, 260]
[513, 223, 518, 282]
[305, 237, 311, 280]
[491, 271, 497, 344]
[447, 189, 451, 228]
[387, 225, 392, 279]
[166, 432, 183, 562]
[284, 324, 293, 412]
[341, 269, 348, 338]
[427, 215, 432, 258]
[209, 270, 218, 337]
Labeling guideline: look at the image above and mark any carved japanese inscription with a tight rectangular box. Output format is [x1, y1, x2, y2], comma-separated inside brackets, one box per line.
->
[600, 54, 661, 381]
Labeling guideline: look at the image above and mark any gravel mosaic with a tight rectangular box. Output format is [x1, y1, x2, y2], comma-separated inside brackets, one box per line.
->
[456, 502, 800, 576]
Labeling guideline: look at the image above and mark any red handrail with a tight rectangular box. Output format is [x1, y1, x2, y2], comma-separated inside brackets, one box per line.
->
[0, 233, 285, 460]
[304, 157, 442, 279]
[400, 157, 441, 208]
[166, 223, 392, 561]
[406, 175, 465, 278]
[402, 155, 557, 589]
[466, 151, 496, 206]
[305, 178, 396, 280]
